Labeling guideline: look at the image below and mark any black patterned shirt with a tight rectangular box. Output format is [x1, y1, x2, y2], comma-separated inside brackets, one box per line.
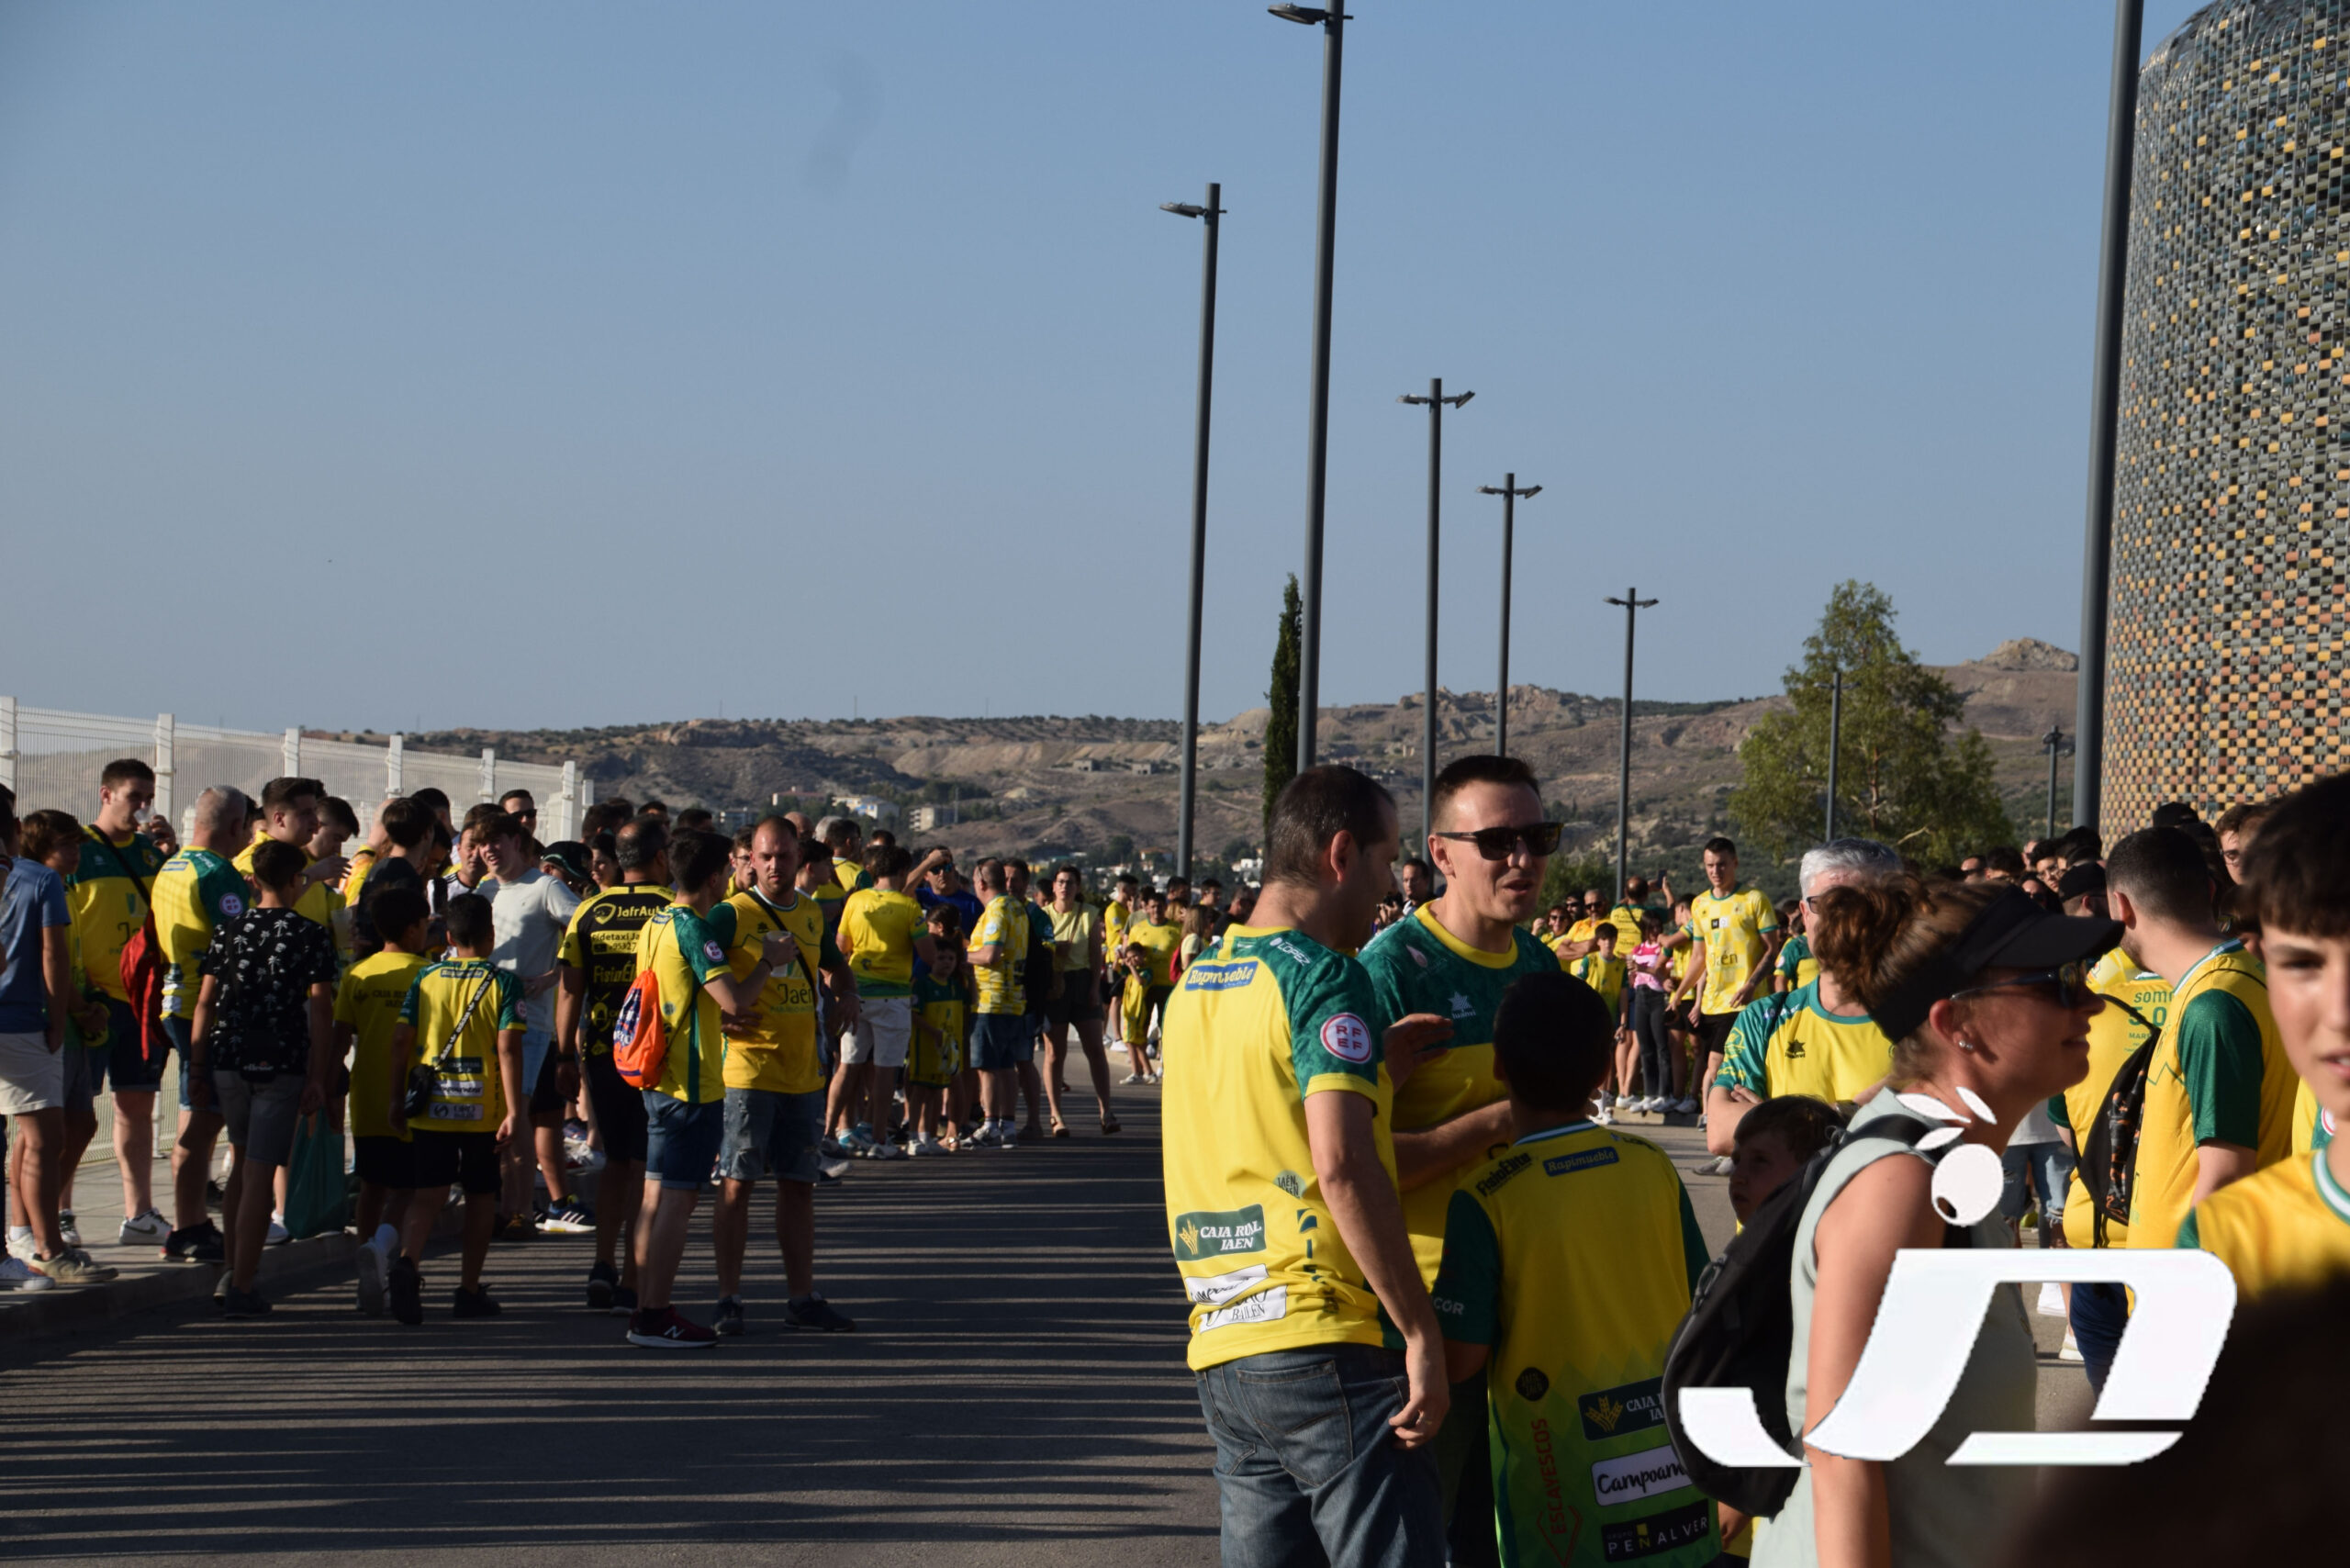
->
[201, 907, 341, 1077]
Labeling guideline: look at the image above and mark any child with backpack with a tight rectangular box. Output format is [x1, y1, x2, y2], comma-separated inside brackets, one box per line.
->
[1432, 970, 1717, 1568]
[2181, 776, 2350, 1296]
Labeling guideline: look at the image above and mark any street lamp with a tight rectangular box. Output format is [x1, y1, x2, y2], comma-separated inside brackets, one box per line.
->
[1270, 2, 1349, 774]
[1605, 588, 1657, 903]
[1163, 183, 1224, 879]
[1475, 475, 1540, 756]
[1825, 665, 1842, 842]
[1398, 380, 1472, 844]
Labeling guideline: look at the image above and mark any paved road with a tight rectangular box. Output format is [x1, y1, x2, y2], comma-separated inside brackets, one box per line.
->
[0, 1088, 2090, 1563]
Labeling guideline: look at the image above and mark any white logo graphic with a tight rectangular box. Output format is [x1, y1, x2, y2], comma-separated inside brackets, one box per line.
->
[1184, 1263, 1270, 1306]
[1679, 1090, 2238, 1470]
[1591, 1443, 1692, 1503]
[1321, 1013, 1373, 1063]
[1449, 991, 1475, 1020]
[1197, 1284, 1287, 1332]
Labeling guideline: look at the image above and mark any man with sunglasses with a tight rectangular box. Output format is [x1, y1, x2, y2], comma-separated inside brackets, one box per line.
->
[1359, 755, 1570, 1564]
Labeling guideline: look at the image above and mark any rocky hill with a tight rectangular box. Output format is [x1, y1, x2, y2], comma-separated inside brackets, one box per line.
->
[322, 644, 2077, 878]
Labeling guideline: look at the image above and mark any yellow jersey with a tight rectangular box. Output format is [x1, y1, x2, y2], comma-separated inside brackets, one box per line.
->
[338, 950, 428, 1141]
[634, 901, 734, 1103]
[1606, 901, 1649, 957]
[839, 887, 928, 997]
[150, 848, 252, 1021]
[1161, 924, 1393, 1371]
[556, 883, 674, 1056]
[65, 824, 168, 1002]
[232, 837, 345, 955]
[2059, 953, 2170, 1249]
[2181, 1148, 2350, 1299]
[971, 894, 1027, 1015]
[399, 958, 523, 1130]
[911, 968, 968, 1087]
[1569, 952, 1628, 1020]
[1714, 981, 1892, 1107]
[1774, 934, 1819, 992]
[1125, 918, 1183, 988]
[1684, 887, 1777, 1016]
[2127, 941, 2296, 1251]
[720, 889, 829, 1095]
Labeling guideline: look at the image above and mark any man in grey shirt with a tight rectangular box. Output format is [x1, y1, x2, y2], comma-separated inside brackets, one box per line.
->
[482, 811, 583, 1237]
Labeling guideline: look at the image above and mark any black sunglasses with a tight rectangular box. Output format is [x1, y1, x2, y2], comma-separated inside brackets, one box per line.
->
[1433, 822, 1564, 861]
[1948, 961, 2093, 1009]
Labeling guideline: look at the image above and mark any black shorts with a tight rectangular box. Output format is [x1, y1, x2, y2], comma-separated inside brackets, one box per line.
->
[409, 1129, 499, 1196]
[1695, 1010, 1739, 1058]
[1046, 975, 1102, 1035]
[352, 1134, 416, 1189]
[530, 1048, 569, 1116]
[585, 1049, 649, 1165]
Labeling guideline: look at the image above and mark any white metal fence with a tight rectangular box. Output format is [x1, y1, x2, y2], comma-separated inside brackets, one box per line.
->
[0, 698, 587, 841]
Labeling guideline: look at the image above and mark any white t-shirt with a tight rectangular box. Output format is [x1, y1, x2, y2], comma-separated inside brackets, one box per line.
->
[487, 868, 580, 1036]
[2009, 1097, 2063, 1147]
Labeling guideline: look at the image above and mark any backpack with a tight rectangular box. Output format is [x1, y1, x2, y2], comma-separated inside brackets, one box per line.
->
[86, 829, 167, 1066]
[610, 967, 668, 1091]
[1661, 1113, 1963, 1518]
[2077, 998, 2164, 1246]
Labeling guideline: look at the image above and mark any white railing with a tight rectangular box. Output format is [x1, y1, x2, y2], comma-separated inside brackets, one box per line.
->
[0, 698, 586, 842]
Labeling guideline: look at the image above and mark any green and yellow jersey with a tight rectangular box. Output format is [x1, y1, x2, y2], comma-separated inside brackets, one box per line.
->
[1435, 1122, 1718, 1568]
[2059, 952, 2170, 1249]
[1161, 924, 1393, 1371]
[339, 949, 428, 1141]
[399, 958, 523, 1130]
[1684, 887, 1777, 1017]
[912, 968, 968, 1087]
[2291, 1079, 2335, 1156]
[1606, 902, 1649, 957]
[1714, 981, 1892, 1108]
[65, 824, 168, 1002]
[557, 882, 673, 1056]
[151, 848, 251, 1021]
[840, 887, 927, 997]
[1569, 952, 1628, 1021]
[1102, 898, 1133, 959]
[2127, 941, 2295, 1251]
[1125, 917, 1183, 988]
[720, 888, 832, 1096]
[1360, 904, 1561, 1285]
[634, 901, 736, 1103]
[2181, 1148, 2350, 1299]
[232, 836, 345, 956]
[1775, 933, 1818, 992]
[971, 893, 1026, 1015]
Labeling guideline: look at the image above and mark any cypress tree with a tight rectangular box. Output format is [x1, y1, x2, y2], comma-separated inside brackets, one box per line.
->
[1263, 574, 1302, 830]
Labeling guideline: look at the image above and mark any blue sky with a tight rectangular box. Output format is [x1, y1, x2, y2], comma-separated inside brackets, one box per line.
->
[0, 1, 2212, 732]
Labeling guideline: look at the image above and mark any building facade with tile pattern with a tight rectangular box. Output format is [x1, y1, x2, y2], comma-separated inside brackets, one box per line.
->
[2109, 0, 2349, 825]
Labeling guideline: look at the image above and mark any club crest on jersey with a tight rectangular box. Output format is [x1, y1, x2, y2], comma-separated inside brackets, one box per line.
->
[1320, 1013, 1373, 1063]
[218, 894, 244, 918]
[703, 941, 725, 963]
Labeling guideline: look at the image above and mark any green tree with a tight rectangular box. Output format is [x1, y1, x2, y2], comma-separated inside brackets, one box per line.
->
[1728, 581, 2014, 867]
[1264, 573, 1302, 829]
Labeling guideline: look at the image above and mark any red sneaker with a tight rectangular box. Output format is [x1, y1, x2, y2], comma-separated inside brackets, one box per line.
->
[626, 1305, 718, 1349]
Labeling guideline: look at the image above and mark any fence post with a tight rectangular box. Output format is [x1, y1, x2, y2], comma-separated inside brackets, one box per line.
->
[558, 761, 579, 840]
[153, 713, 176, 827]
[479, 748, 496, 804]
[0, 696, 16, 794]
[283, 727, 301, 778]
[387, 734, 404, 797]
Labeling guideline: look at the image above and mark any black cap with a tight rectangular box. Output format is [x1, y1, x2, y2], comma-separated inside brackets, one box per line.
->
[2055, 863, 2108, 904]
[539, 840, 592, 884]
[1871, 887, 2121, 1041]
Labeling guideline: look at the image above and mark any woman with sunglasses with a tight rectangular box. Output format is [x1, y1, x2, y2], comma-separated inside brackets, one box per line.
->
[1757, 878, 2120, 1568]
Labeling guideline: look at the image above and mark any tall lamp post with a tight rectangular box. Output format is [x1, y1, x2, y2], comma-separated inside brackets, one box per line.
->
[1270, 3, 1348, 774]
[1162, 184, 1225, 879]
[2042, 724, 2075, 842]
[1825, 665, 1843, 842]
[1605, 588, 1657, 903]
[2074, 0, 2145, 834]
[1397, 379, 1472, 843]
[1476, 475, 1540, 756]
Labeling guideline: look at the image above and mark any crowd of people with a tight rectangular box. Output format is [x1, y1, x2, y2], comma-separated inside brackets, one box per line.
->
[0, 764, 1248, 1347]
[1161, 755, 2345, 1568]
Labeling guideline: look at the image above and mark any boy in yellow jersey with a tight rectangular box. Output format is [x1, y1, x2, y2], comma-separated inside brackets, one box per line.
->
[712, 816, 859, 1336]
[1118, 887, 1182, 1076]
[833, 845, 939, 1159]
[384, 891, 522, 1325]
[148, 786, 252, 1262]
[1166, 766, 1453, 1566]
[1102, 871, 1137, 1055]
[63, 758, 173, 1242]
[1568, 925, 1630, 1121]
[1435, 971, 1718, 1568]
[334, 883, 431, 1316]
[2183, 776, 2350, 1296]
[2106, 825, 2296, 1256]
[910, 918, 968, 1152]
[626, 828, 792, 1349]
[964, 858, 1030, 1146]
[1668, 838, 1781, 1116]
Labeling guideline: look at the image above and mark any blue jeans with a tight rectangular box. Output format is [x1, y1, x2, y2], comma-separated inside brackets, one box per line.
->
[2070, 1280, 2130, 1393]
[1194, 1342, 1445, 1568]
[2000, 1140, 2074, 1246]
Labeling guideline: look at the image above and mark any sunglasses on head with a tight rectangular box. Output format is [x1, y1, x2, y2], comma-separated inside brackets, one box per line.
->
[1433, 822, 1564, 861]
[1949, 960, 2093, 1009]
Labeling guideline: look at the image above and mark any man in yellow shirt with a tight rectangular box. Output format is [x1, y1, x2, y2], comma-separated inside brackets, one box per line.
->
[64, 758, 172, 1242]
[233, 778, 352, 948]
[150, 785, 252, 1262]
[832, 845, 938, 1159]
[965, 858, 1030, 1147]
[712, 816, 859, 1336]
[1668, 836, 1781, 1115]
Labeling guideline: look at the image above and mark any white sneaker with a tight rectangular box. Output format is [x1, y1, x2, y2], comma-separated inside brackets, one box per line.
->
[868, 1140, 908, 1161]
[6, 1226, 33, 1259]
[905, 1137, 940, 1158]
[0, 1255, 57, 1292]
[118, 1207, 169, 1245]
[265, 1214, 291, 1247]
[1121, 1072, 1146, 1084]
[58, 1211, 83, 1248]
[2059, 1330, 2085, 1363]
[1592, 1107, 1615, 1126]
[817, 1155, 855, 1180]
[2037, 1282, 2067, 1318]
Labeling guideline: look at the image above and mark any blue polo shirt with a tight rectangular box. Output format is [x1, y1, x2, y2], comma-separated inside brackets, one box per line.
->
[0, 857, 71, 1033]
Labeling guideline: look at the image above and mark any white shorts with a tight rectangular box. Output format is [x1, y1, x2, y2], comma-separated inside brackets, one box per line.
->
[845, 995, 912, 1070]
[0, 1031, 64, 1114]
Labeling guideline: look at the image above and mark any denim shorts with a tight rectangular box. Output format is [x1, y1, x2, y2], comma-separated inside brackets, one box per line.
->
[166, 1015, 201, 1113]
[643, 1092, 724, 1192]
[971, 1012, 1034, 1072]
[519, 1027, 553, 1113]
[719, 1088, 822, 1184]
